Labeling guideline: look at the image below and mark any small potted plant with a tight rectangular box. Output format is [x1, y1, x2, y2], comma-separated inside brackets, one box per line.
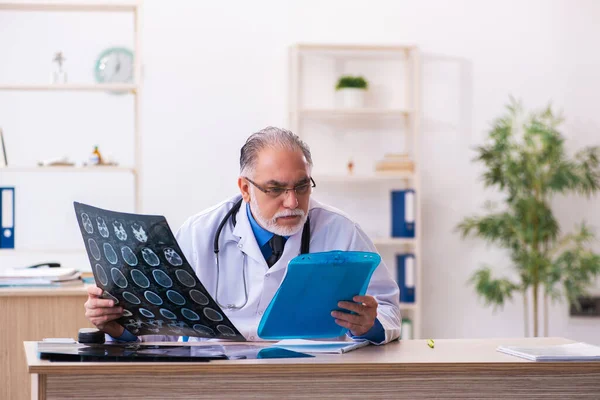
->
[335, 75, 368, 108]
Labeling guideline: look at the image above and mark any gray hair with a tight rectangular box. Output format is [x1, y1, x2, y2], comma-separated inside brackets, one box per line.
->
[240, 126, 313, 176]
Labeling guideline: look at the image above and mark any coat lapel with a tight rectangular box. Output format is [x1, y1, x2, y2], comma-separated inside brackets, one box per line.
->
[231, 201, 267, 266]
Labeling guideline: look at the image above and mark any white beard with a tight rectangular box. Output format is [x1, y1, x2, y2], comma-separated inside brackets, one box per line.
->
[249, 188, 307, 236]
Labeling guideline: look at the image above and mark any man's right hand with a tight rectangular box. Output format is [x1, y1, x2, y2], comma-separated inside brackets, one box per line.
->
[84, 285, 125, 338]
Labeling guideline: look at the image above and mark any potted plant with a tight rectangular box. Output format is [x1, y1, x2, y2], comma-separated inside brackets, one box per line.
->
[456, 98, 600, 337]
[335, 75, 368, 108]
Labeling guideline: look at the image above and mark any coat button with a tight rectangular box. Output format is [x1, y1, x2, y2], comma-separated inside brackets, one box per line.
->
[265, 273, 270, 278]
[237, 243, 243, 248]
[249, 336, 255, 340]
[258, 310, 264, 315]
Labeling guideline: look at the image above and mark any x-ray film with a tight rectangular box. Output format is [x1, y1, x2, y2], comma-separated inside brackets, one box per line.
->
[74, 202, 245, 341]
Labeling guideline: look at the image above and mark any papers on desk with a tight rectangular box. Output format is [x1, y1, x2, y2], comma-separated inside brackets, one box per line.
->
[0, 267, 82, 287]
[497, 342, 600, 361]
[273, 339, 370, 354]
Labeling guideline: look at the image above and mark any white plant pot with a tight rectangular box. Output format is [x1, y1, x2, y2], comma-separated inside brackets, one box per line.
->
[339, 88, 366, 108]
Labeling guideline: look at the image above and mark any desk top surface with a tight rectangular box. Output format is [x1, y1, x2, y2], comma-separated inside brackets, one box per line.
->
[0, 285, 89, 297]
[23, 337, 600, 375]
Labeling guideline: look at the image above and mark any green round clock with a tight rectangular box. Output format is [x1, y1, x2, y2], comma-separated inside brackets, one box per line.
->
[94, 47, 134, 85]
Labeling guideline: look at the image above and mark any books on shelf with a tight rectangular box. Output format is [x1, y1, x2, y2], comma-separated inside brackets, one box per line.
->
[497, 342, 600, 361]
[375, 153, 414, 174]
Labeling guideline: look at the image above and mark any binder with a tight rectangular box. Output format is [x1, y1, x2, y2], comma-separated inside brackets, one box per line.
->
[391, 190, 415, 237]
[397, 254, 415, 303]
[257, 251, 380, 340]
[401, 318, 413, 340]
[0, 187, 15, 249]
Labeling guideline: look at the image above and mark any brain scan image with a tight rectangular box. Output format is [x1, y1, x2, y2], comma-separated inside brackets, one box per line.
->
[164, 248, 183, 266]
[217, 325, 236, 336]
[110, 268, 128, 288]
[139, 308, 155, 318]
[95, 264, 108, 286]
[204, 308, 224, 322]
[152, 269, 173, 288]
[159, 308, 177, 320]
[149, 224, 171, 244]
[113, 221, 127, 241]
[141, 248, 160, 266]
[121, 246, 138, 266]
[193, 324, 215, 337]
[88, 238, 101, 261]
[74, 202, 245, 341]
[181, 308, 200, 321]
[175, 269, 196, 287]
[81, 213, 94, 234]
[97, 217, 110, 238]
[132, 223, 148, 242]
[166, 290, 186, 305]
[189, 289, 209, 305]
[144, 290, 163, 306]
[103, 243, 118, 265]
[122, 291, 141, 304]
[101, 291, 119, 305]
[130, 269, 150, 288]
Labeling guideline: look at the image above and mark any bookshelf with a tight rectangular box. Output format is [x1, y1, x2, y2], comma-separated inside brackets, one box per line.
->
[289, 43, 422, 339]
[0, 1, 143, 258]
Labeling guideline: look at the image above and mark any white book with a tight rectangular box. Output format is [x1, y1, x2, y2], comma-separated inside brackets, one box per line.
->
[497, 342, 600, 361]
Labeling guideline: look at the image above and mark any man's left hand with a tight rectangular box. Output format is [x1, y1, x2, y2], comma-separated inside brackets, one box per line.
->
[331, 295, 378, 337]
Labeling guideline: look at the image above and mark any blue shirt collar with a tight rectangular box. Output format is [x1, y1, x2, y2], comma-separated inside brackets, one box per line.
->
[246, 203, 274, 247]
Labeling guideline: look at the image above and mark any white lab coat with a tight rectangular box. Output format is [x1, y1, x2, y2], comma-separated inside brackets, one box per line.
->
[174, 194, 401, 344]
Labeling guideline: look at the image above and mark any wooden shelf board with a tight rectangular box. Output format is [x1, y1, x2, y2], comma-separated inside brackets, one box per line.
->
[0, 2, 138, 12]
[1, 166, 135, 173]
[372, 238, 416, 246]
[315, 173, 414, 183]
[0, 83, 138, 92]
[299, 108, 414, 117]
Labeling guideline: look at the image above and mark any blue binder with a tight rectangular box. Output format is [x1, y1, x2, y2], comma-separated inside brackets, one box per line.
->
[396, 254, 415, 303]
[391, 190, 415, 238]
[257, 251, 380, 340]
[0, 187, 15, 249]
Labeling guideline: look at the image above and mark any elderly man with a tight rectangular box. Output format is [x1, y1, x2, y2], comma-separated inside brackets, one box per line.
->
[85, 127, 401, 344]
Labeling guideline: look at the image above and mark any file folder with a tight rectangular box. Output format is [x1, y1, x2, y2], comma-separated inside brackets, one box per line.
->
[397, 254, 415, 303]
[0, 187, 15, 249]
[391, 190, 415, 238]
[257, 251, 380, 340]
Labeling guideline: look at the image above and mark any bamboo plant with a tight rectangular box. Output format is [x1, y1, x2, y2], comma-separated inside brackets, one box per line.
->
[457, 99, 600, 337]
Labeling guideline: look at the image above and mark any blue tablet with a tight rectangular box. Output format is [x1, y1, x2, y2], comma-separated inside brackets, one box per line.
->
[257, 251, 381, 340]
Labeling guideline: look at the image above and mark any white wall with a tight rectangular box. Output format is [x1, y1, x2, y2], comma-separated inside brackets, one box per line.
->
[1, 0, 599, 343]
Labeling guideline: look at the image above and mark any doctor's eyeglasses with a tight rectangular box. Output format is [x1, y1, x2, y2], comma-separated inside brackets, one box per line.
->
[244, 177, 316, 199]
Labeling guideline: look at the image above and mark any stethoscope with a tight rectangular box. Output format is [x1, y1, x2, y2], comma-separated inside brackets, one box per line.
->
[212, 198, 311, 311]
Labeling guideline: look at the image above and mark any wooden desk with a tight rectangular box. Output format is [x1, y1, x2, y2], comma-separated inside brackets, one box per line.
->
[1, 286, 92, 400]
[24, 337, 600, 399]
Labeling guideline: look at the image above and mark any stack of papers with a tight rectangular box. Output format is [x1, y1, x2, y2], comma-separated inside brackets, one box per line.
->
[497, 342, 600, 361]
[273, 339, 370, 354]
[0, 267, 82, 287]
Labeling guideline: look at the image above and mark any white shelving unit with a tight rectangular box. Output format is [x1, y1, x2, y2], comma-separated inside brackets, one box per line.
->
[289, 43, 422, 339]
[0, 1, 143, 257]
